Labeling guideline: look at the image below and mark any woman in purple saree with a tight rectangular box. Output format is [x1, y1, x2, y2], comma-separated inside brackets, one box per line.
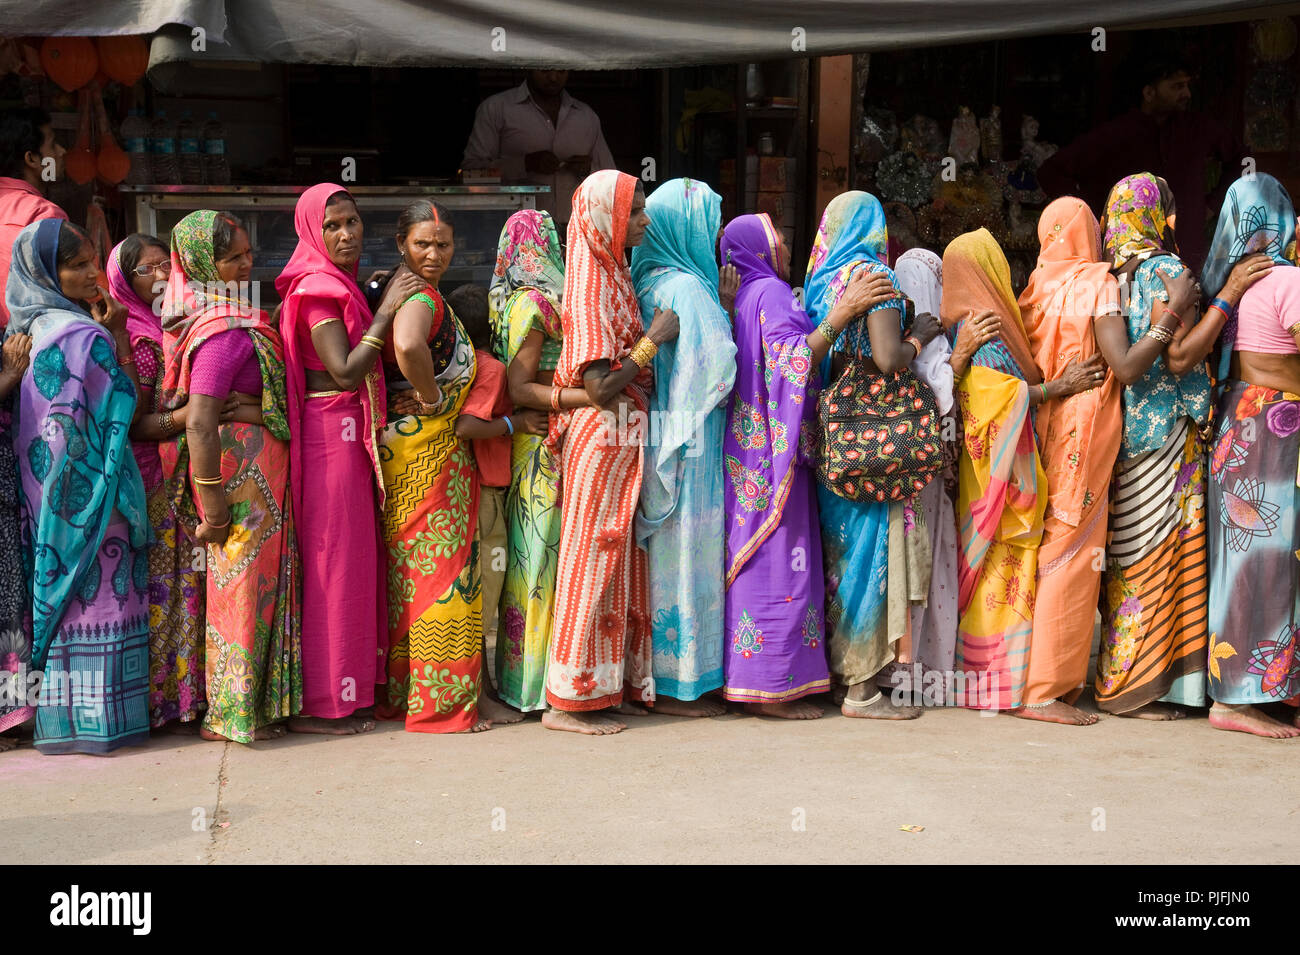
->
[720, 212, 890, 717]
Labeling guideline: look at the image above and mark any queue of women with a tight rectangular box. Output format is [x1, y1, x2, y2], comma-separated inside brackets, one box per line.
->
[1, 165, 1298, 755]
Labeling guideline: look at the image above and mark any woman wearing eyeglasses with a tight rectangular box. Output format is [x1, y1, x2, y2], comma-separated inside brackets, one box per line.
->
[108, 234, 235, 732]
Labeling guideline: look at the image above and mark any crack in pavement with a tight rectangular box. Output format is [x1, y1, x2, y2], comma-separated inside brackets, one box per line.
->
[203, 741, 231, 864]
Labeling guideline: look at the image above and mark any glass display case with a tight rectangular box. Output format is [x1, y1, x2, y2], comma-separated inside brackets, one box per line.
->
[120, 184, 549, 303]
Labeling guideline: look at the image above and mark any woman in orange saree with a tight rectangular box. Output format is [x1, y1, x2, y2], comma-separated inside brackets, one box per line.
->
[1016, 197, 1122, 724]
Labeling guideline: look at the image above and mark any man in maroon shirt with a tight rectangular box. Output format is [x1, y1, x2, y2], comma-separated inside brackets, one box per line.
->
[0, 107, 67, 328]
[1037, 53, 1244, 273]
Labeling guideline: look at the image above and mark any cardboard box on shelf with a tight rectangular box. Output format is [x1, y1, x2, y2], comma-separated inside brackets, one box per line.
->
[756, 191, 798, 228]
[759, 157, 798, 192]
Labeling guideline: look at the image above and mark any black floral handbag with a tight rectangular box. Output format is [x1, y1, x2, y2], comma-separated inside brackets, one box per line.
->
[816, 360, 944, 503]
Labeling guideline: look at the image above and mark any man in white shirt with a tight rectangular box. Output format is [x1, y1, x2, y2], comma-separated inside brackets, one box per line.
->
[461, 70, 616, 229]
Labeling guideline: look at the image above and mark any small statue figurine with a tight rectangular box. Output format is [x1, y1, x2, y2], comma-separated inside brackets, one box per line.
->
[980, 105, 1002, 162]
[1020, 114, 1058, 169]
[947, 106, 980, 166]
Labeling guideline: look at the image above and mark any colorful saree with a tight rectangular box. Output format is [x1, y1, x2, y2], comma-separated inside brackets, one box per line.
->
[1096, 175, 1209, 713]
[1017, 198, 1123, 705]
[159, 210, 302, 742]
[630, 178, 736, 701]
[379, 287, 483, 732]
[108, 238, 206, 728]
[941, 228, 1047, 711]
[489, 209, 565, 711]
[545, 170, 653, 711]
[804, 191, 935, 689]
[7, 218, 151, 754]
[894, 248, 959, 697]
[720, 213, 829, 703]
[276, 183, 387, 720]
[1204, 175, 1300, 705]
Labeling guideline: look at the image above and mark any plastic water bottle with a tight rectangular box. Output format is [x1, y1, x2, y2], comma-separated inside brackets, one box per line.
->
[201, 111, 230, 185]
[150, 109, 178, 184]
[177, 109, 204, 184]
[121, 108, 151, 185]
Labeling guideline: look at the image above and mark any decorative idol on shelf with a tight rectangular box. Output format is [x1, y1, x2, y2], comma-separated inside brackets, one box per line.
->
[900, 114, 945, 161]
[980, 105, 1002, 162]
[1005, 199, 1039, 251]
[1019, 115, 1057, 169]
[875, 150, 936, 208]
[947, 106, 980, 166]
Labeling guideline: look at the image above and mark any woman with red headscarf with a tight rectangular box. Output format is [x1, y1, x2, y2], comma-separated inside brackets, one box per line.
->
[275, 184, 422, 735]
[542, 169, 679, 735]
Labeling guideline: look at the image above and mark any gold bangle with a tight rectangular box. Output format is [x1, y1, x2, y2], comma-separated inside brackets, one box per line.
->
[158, 410, 174, 435]
[550, 385, 563, 412]
[192, 474, 225, 486]
[117, 353, 136, 366]
[1145, 324, 1173, 345]
[310, 317, 342, 330]
[361, 334, 386, 349]
[629, 336, 658, 368]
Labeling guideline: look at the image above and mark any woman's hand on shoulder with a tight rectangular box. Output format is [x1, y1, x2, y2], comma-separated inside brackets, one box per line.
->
[838, 270, 896, 316]
[647, 307, 679, 345]
[1, 332, 32, 384]
[377, 266, 426, 318]
[953, 309, 1000, 358]
[1220, 253, 1275, 306]
[718, 264, 740, 315]
[910, 311, 943, 347]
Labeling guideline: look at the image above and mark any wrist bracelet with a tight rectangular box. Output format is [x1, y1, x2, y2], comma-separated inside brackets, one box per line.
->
[159, 410, 174, 435]
[193, 474, 224, 486]
[117, 353, 136, 367]
[816, 320, 840, 345]
[628, 336, 658, 368]
[360, 334, 385, 350]
[203, 513, 231, 529]
[503, 416, 513, 435]
[1039, 382, 1049, 402]
[904, 335, 924, 357]
[550, 385, 563, 412]
[1210, 297, 1235, 318]
[1145, 324, 1174, 345]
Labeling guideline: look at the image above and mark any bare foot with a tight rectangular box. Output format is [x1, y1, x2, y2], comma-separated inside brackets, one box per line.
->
[1209, 702, 1300, 739]
[0, 735, 19, 753]
[613, 700, 651, 717]
[288, 715, 377, 736]
[744, 701, 823, 719]
[841, 694, 921, 720]
[460, 716, 493, 733]
[1011, 700, 1098, 725]
[1115, 702, 1184, 721]
[542, 709, 627, 735]
[477, 696, 524, 725]
[653, 695, 727, 718]
[200, 723, 288, 742]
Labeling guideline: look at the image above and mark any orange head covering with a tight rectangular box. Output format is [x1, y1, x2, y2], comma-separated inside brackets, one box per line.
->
[1018, 198, 1122, 527]
[940, 228, 1041, 386]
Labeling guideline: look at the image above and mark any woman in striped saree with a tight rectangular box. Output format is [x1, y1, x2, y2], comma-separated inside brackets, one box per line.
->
[630, 177, 736, 715]
[1201, 173, 1300, 738]
[941, 228, 1101, 712]
[159, 210, 301, 743]
[378, 200, 490, 733]
[488, 209, 590, 713]
[803, 192, 941, 719]
[8, 219, 150, 754]
[109, 234, 211, 731]
[1015, 198, 1122, 725]
[1092, 173, 1220, 718]
[543, 170, 677, 735]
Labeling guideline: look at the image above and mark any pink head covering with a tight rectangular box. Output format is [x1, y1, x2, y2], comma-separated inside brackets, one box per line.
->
[107, 236, 165, 349]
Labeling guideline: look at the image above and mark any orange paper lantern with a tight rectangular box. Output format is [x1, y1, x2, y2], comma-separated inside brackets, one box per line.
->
[39, 37, 98, 92]
[95, 35, 149, 86]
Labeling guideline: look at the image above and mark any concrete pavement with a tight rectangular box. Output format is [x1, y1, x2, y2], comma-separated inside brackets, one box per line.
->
[4, 700, 1297, 864]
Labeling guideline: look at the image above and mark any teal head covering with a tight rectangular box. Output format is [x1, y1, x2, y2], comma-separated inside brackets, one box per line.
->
[1202, 173, 1298, 300]
[802, 190, 902, 326]
[4, 218, 95, 340]
[630, 177, 722, 298]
